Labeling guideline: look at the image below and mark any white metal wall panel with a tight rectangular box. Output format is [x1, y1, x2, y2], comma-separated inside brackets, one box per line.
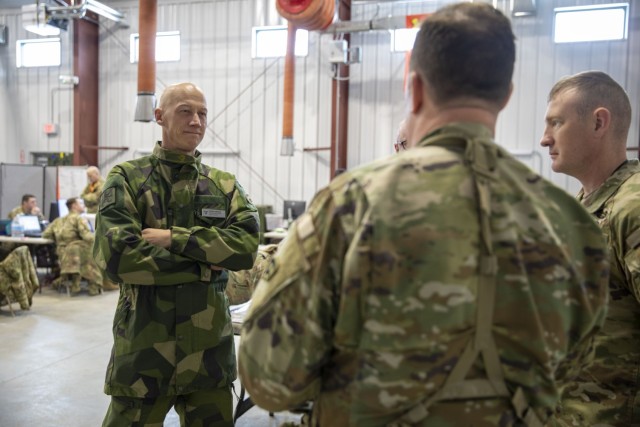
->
[0, 8, 74, 166]
[0, 0, 639, 214]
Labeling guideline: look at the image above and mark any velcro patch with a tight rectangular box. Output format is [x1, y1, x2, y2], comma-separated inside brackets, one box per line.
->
[100, 187, 116, 210]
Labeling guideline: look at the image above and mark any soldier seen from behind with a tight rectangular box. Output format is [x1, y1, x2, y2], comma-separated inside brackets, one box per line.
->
[42, 197, 102, 296]
[94, 82, 259, 426]
[239, 3, 610, 426]
[541, 71, 637, 426]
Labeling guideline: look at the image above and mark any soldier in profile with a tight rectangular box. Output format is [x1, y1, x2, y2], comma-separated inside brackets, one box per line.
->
[43, 197, 102, 295]
[239, 3, 609, 426]
[541, 71, 637, 426]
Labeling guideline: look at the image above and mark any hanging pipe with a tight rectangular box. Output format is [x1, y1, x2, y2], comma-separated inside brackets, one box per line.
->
[276, 0, 334, 156]
[134, 0, 157, 122]
[281, 21, 296, 156]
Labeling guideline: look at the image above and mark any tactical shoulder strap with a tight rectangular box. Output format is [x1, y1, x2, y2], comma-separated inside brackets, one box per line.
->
[388, 134, 543, 427]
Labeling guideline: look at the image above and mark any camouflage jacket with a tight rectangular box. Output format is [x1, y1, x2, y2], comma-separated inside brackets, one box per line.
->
[226, 244, 279, 305]
[94, 142, 259, 398]
[80, 177, 105, 213]
[560, 160, 640, 426]
[43, 212, 100, 282]
[0, 246, 39, 310]
[7, 206, 45, 222]
[239, 123, 609, 426]
[43, 212, 94, 255]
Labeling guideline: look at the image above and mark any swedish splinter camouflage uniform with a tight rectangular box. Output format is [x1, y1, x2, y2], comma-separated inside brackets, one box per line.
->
[94, 142, 259, 400]
[81, 177, 105, 214]
[239, 123, 610, 427]
[226, 244, 278, 305]
[0, 245, 39, 310]
[43, 212, 102, 293]
[559, 159, 640, 426]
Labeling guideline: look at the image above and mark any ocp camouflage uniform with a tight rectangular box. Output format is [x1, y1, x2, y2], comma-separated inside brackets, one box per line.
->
[81, 177, 105, 214]
[226, 244, 278, 305]
[239, 123, 610, 427]
[559, 159, 640, 426]
[94, 143, 258, 417]
[7, 206, 45, 222]
[43, 212, 102, 295]
[0, 245, 39, 310]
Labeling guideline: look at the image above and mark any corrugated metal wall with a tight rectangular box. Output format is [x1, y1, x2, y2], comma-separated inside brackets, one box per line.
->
[1, 0, 639, 213]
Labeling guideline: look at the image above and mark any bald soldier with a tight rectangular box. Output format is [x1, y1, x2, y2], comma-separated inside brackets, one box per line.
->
[239, 4, 609, 426]
[80, 166, 105, 214]
[94, 82, 259, 426]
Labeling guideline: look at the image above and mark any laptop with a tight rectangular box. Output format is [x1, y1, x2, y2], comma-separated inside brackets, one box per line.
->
[18, 215, 43, 237]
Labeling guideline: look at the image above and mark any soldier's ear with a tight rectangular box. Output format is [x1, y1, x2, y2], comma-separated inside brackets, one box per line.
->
[155, 108, 164, 124]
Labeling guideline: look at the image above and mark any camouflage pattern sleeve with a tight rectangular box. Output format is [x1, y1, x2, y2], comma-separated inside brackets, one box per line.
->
[41, 218, 57, 241]
[610, 184, 640, 303]
[239, 182, 358, 411]
[169, 179, 259, 271]
[94, 169, 211, 286]
[75, 215, 94, 243]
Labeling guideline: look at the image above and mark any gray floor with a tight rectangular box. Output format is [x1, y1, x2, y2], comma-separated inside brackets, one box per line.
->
[0, 282, 301, 427]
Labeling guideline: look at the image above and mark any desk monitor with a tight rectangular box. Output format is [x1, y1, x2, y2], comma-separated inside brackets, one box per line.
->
[283, 200, 306, 221]
[49, 199, 69, 223]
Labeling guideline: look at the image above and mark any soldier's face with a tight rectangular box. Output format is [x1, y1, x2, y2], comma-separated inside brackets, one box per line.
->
[87, 170, 99, 183]
[23, 197, 37, 214]
[540, 89, 596, 178]
[74, 200, 85, 213]
[156, 88, 208, 155]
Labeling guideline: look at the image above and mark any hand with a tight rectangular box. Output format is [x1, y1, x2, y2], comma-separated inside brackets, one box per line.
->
[32, 206, 41, 216]
[141, 228, 172, 249]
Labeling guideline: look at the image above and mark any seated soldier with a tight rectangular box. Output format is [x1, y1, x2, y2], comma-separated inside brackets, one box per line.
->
[43, 198, 102, 296]
[226, 244, 278, 305]
[8, 193, 45, 221]
[0, 245, 39, 311]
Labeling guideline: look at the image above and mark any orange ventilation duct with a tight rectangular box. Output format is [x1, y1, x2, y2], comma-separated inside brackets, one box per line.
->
[281, 21, 296, 156]
[134, 0, 157, 122]
[277, 0, 334, 155]
[276, 0, 334, 31]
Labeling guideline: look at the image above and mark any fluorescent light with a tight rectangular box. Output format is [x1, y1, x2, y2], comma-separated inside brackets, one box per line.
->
[22, 4, 61, 36]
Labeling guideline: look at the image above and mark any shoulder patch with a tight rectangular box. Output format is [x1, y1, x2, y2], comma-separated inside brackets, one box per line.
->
[100, 187, 116, 210]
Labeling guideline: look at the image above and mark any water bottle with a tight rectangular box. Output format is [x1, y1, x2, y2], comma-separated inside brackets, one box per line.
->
[11, 214, 24, 238]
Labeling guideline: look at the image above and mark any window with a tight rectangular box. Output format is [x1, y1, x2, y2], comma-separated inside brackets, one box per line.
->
[252, 26, 308, 58]
[390, 28, 420, 52]
[16, 38, 61, 68]
[130, 31, 180, 63]
[554, 3, 629, 43]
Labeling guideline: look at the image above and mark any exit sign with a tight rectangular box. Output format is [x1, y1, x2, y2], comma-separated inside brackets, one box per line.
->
[43, 123, 59, 136]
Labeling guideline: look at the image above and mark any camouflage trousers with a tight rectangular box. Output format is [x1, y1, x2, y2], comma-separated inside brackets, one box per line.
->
[102, 387, 233, 427]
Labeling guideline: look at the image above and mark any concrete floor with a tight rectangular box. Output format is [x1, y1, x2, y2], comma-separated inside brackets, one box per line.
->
[0, 282, 301, 427]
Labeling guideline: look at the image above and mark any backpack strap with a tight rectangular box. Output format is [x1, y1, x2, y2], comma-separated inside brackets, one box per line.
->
[388, 135, 544, 427]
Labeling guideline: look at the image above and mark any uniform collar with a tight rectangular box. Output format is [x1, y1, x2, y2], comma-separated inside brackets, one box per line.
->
[578, 159, 640, 213]
[416, 122, 494, 148]
[152, 141, 202, 166]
